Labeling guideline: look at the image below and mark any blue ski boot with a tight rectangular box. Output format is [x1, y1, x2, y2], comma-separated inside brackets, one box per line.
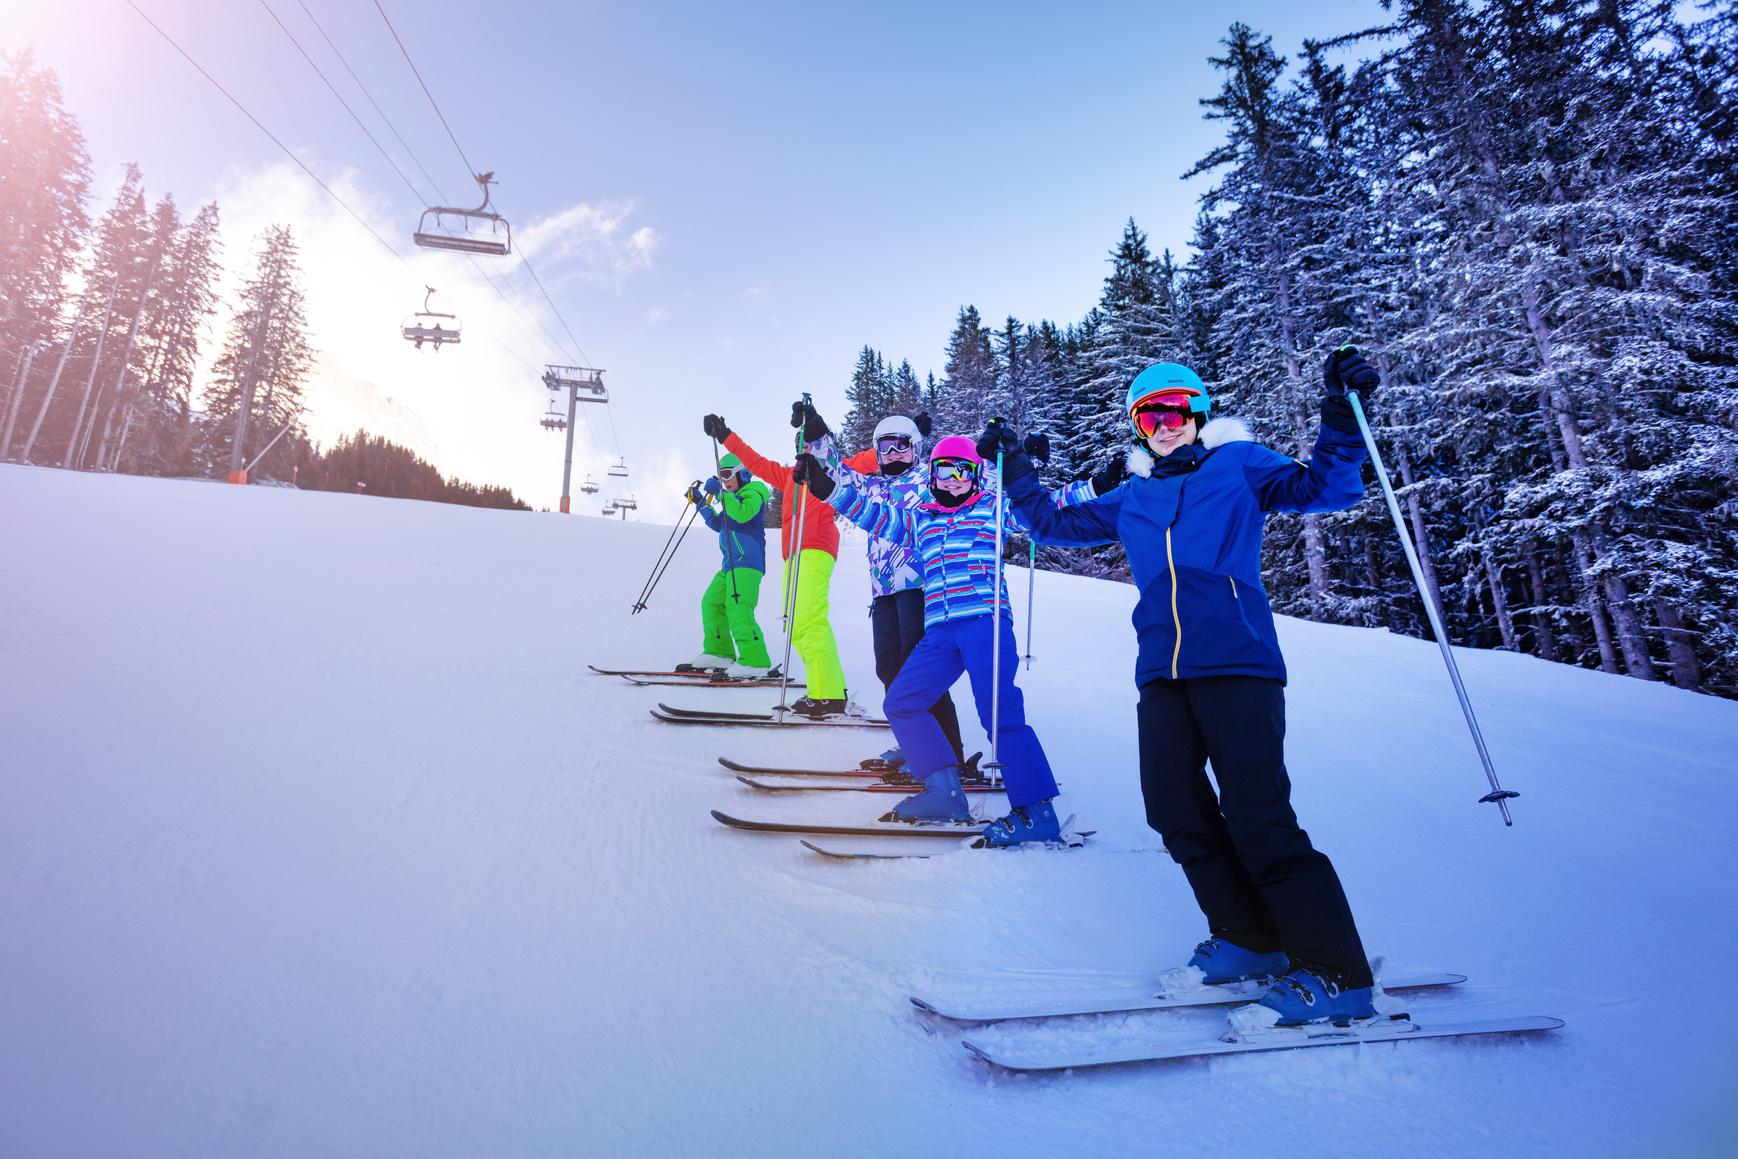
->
[880, 764, 971, 822]
[970, 798, 1063, 847]
[1188, 937, 1290, 986]
[1258, 967, 1376, 1026]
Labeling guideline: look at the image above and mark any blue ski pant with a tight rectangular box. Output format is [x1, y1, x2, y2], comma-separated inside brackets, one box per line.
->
[871, 589, 964, 764]
[884, 613, 1058, 809]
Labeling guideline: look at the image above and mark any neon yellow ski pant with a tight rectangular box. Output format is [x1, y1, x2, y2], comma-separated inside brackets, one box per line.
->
[701, 567, 770, 667]
[781, 549, 845, 698]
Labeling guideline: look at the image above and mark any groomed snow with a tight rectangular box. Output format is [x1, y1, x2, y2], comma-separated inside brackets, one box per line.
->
[2, 463, 1735, 1157]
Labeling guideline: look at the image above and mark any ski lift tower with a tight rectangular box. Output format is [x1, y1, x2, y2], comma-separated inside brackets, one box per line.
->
[542, 365, 607, 513]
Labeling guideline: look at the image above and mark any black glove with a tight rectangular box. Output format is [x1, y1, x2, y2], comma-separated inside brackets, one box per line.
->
[1324, 346, 1380, 398]
[789, 401, 806, 428]
[1021, 432, 1051, 463]
[795, 401, 829, 443]
[791, 452, 836, 501]
[975, 418, 1020, 461]
[1319, 395, 1360, 435]
[703, 414, 731, 441]
[913, 412, 932, 437]
[1090, 452, 1130, 496]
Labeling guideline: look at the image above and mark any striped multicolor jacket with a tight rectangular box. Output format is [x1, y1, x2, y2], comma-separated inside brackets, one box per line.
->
[823, 463, 1095, 626]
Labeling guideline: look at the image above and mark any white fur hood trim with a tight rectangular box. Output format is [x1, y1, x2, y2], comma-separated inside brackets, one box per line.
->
[1125, 417, 1255, 477]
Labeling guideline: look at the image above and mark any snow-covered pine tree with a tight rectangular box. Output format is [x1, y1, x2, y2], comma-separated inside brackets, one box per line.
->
[0, 49, 91, 463]
[203, 224, 312, 481]
[932, 305, 997, 438]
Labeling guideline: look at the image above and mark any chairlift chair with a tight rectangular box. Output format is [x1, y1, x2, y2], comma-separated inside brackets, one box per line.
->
[579, 475, 599, 495]
[608, 456, 629, 478]
[413, 173, 512, 257]
[539, 403, 567, 431]
[401, 286, 462, 351]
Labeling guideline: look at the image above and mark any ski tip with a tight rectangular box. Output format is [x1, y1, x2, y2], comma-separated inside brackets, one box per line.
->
[709, 809, 733, 826]
[960, 1041, 997, 1065]
[909, 996, 939, 1013]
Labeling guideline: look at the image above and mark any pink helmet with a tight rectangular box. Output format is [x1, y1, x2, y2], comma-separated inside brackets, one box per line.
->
[928, 435, 982, 465]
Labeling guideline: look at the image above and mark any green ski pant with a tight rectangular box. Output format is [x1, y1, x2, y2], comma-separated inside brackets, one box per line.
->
[701, 567, 770, 667]
[782, 548, 845, 699]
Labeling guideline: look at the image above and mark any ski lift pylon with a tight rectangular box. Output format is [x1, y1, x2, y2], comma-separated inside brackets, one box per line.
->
[401, 286, 462, 351]
[413, 173, 512, 257]
[608, 456, 629, 478]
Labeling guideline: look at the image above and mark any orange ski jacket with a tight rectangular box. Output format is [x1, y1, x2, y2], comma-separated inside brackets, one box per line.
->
[724, 432, 843, 560]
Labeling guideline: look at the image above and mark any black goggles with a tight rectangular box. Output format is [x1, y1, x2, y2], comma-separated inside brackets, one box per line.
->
[717, 466, 744, 480]
[876, 434, 915, 453]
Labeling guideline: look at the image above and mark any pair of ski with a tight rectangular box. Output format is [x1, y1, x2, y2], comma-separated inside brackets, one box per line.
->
[722, 756, 1005, 795]
[916, 967, 1562, 1070]
[713, 758, 1024, 854]
[588, 665, 804, 690]
[654, 703, 890, 729]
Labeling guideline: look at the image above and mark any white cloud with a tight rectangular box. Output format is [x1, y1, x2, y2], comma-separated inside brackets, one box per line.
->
[519, 201, 659, 290]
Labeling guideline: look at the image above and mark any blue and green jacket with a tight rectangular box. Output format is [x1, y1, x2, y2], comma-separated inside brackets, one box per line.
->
[1006, 419, 1366, 686]
[698, 479, 771, 574]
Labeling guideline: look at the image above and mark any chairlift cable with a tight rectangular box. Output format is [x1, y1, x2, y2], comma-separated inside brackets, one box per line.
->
[292, 0, 452, 204]
[124, 0, 544, 374]
[371, 0, 477, 180]
[518, 252, 593, 367]
[258, 0, 426, 205]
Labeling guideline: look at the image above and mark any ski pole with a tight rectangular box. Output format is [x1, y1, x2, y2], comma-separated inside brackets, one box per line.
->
[1346, 387, 1517, 825]
[985, 444, 1006, 787]
[1024, 540, 1036, 669]
[632, 487, 702, 613]
[775, 478, 810, 717]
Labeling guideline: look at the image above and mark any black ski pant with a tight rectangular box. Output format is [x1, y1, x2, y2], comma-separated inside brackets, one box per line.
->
[872, 589, 964, 764]
[1138, 674, 1372, 989]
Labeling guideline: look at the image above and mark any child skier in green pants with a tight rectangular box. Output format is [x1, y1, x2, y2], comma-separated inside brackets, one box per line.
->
[680, 453, 775, 679]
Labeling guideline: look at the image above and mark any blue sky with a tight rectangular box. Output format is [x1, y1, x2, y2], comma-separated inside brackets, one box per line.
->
[7, 0, 1390, 511]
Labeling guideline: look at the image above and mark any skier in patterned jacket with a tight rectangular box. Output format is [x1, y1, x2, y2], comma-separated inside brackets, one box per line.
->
[793, 424, 1078, 846]
[797, 405, 966, 772]
[798, 402, 1101, 777]
[997, 354, 1382, 1028]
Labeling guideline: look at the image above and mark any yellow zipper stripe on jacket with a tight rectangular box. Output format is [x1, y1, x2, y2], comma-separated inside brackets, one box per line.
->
[1166, 524, 1182, 678]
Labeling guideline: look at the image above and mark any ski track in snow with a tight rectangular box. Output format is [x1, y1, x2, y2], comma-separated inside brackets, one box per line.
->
[2, 463, 1736, 1158]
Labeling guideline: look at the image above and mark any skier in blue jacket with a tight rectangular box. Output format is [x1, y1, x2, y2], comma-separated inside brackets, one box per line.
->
[997, 351, 1384, 1027]
[793, 432, 1068, 846]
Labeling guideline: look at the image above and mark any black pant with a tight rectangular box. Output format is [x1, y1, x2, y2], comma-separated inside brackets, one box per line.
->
[1138, 674, 1372, 989]
[872, 589, 964, 763]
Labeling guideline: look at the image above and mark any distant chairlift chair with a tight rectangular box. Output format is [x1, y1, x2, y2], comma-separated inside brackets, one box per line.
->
[402, 286, 462, 351]
[579, 475, 599, 495]
[540, 403, 567, 431]
[413, 173, 512, 257]
[608, 456, 629, 478]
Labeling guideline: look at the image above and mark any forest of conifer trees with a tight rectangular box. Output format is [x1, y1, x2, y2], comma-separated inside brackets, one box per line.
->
[842, 2, 1738, 699]
[0, 49, 525, 510]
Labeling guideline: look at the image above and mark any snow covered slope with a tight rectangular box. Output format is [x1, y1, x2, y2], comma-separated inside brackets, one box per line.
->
[2, 463, 1735, 1158]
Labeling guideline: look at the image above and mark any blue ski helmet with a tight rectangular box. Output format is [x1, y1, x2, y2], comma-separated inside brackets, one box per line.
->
[1125, 363, 1211, 437]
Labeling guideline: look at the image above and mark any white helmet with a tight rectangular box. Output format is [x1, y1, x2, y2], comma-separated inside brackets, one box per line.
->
[873, 414, 921, 444]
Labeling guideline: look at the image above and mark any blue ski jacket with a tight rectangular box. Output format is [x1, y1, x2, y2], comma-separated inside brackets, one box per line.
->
[1006, 418, 1367, 686]
[697, 479, 771, 574]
